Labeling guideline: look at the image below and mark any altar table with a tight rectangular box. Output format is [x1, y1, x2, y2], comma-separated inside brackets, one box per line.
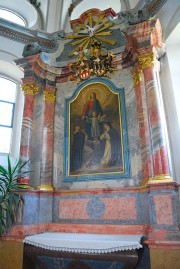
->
[23, 233, 146, 269]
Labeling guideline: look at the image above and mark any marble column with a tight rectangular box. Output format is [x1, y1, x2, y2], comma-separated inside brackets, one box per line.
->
[38, 84, 56, 191]
[138, 51, 173, 183]
[19, 82, 39, 186]
[131, 65, 154, 184]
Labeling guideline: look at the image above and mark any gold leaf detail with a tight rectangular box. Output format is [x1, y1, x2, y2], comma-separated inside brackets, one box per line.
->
[138, 52, 155, 70]
[132, 68, 143, 86]
[43, 91, 56, 103]
[21, 83, 39, 95]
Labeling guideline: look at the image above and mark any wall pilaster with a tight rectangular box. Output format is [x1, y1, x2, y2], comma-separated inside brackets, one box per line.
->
[131, 65, 153, 185]
[38, 84, 56, 191]
[138, 50, 172, 183]
[19, 81, 39, 186]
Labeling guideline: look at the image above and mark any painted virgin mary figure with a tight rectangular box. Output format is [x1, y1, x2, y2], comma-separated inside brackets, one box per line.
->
[82, 92, 103, 118]
[82, 91, 103, 140]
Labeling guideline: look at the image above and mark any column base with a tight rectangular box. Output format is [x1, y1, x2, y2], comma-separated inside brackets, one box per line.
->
[38, 184, 54, 191]
[140, 178, 149, 186]
[148, 174, 174, 184]
[17, 177, 34, 189]
[19, 184, 34, 190]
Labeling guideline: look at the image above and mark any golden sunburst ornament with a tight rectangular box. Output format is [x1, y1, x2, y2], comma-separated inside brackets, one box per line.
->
[66, 11, 116, 57]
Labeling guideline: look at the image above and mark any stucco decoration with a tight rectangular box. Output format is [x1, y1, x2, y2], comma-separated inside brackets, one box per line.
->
[22, 42, 42, 57]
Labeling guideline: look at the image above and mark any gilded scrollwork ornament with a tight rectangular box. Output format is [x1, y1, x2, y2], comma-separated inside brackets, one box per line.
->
[67, 10, 117, 81]
[68, 41, 116, 82]
[132, 68, 143, 86]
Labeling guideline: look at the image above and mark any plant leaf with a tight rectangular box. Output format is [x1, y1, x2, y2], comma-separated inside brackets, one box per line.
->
[0, 154, 29, 236]
[7, 154, 12, 179]
[11, 158, 20, 176]
[0, 165, 8, 176]
[18, 159, 30, 171]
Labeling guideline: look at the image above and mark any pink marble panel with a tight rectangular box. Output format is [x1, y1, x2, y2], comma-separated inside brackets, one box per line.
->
[8, 224, 149, 239]
[154, 195, 173, 225]
[59, 199, 89, 219]
[102, 197, 137, 220]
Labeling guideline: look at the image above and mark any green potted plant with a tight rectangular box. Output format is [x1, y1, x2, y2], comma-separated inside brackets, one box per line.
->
[0, 155, 30, 236]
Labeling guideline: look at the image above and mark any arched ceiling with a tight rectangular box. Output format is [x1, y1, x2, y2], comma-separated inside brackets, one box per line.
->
[39, 0, 151, 33]
[0, 0, 172, 33]
[0, 0, 39, 28]
[71, 0, 122, 20]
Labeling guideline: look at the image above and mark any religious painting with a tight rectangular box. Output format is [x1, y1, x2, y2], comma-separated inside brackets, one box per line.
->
[64, 79, 130, 181]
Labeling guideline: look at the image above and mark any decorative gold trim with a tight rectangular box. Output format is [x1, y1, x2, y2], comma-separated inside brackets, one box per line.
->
[138, 52, 155, 70]
[132, 52, 155, 85]
[148, 174, 174, 184]
[18, 184, 34, 190]
[38, 184, 54, 191]
[140, 178, 149, 186]
[43, 91, 56, 103]
[135, 186, 149, 193]
[21, 83, 39, 95]
[132, 68, 142, 86]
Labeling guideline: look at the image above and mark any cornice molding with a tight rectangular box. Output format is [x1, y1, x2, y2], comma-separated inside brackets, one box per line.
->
[146, 0, 168, 16]
[124, 0, 167, 14]
[116, 0, 167, 26]
[0, 18, 65, 52]
[14, 54, 59, 85]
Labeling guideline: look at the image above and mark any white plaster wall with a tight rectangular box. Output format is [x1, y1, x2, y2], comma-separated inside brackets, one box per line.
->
[166, 44, 180, 127]
[160, 44, 180, 183]
[156, 0, 180, 40]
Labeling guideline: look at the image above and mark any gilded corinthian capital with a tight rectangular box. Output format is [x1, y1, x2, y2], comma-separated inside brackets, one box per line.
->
[21, 83, 39, 95]
[138, 52, 155, 70]
[43, 91, 56, 103]
[131, 52, 156, 85]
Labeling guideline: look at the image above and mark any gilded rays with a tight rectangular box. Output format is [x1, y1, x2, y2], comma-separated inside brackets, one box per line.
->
[66, 13, 116, 57]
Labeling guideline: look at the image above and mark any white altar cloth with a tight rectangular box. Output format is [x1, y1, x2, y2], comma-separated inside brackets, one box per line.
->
[24, 233, 142, 254]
